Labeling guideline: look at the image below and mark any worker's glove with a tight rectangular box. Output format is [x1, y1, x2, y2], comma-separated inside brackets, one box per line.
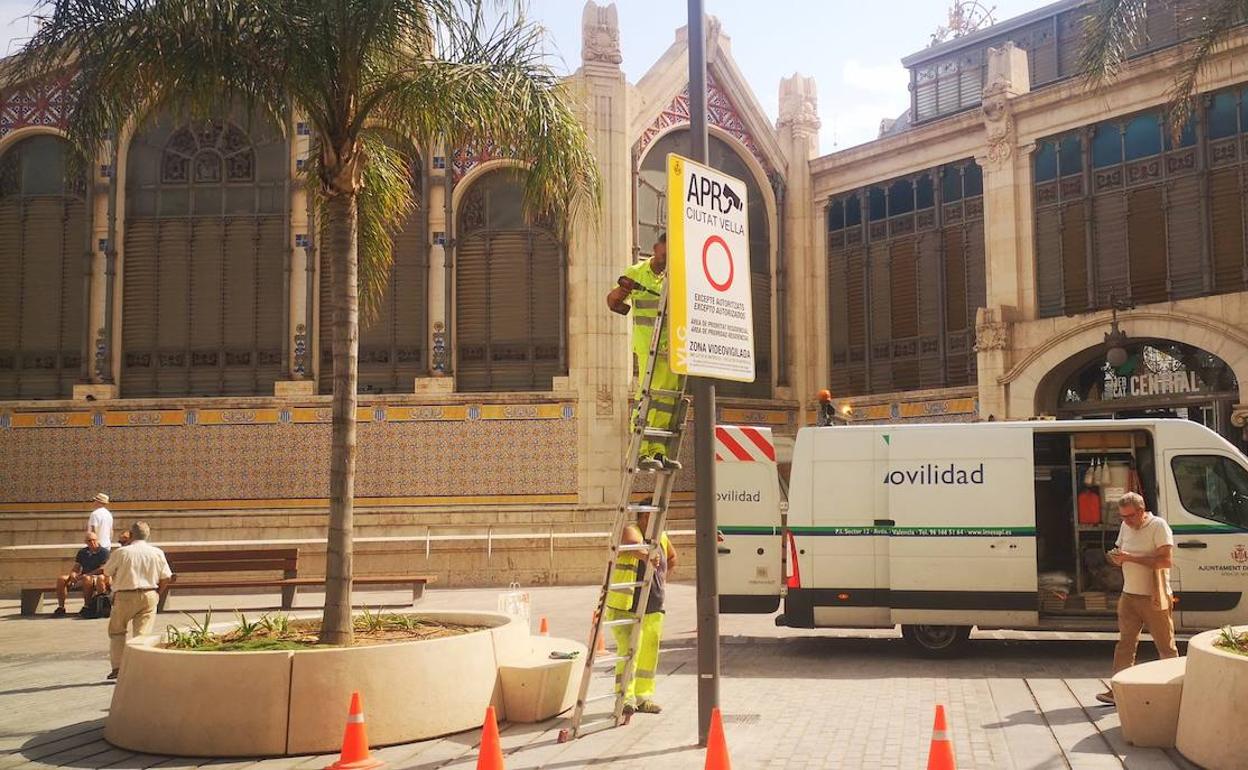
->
[617, 276, 639, 292]
[606, 285, 631, 315]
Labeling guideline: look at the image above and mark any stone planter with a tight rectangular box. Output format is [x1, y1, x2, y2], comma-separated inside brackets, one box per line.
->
[105, 610, 535, 756]
[1176, 626, 1248, 770]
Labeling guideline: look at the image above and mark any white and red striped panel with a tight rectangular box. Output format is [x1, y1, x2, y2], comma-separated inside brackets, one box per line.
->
[714, 425, 776, 463]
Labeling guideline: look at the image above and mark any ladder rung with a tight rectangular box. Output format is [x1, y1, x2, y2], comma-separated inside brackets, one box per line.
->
[577, 717, 619, 734]
[585, 692, 618, 704]
[626, 504, 660, 513]
[646, 388, 684, 398]
[641, 428, 677, 438]
[616, 543, 651, 553]
[602, 617, 639, 628]
[608, 581, 644, 591]
[594, 655, 627, 667]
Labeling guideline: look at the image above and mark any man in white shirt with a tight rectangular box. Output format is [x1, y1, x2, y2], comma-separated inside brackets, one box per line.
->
[103, 521, 172, 681]
[87, 493, 113, 548]
[1096, 492, 1178, 705]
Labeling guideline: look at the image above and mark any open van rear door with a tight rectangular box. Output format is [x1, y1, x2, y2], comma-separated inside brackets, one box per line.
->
[715, 425, 783, 613]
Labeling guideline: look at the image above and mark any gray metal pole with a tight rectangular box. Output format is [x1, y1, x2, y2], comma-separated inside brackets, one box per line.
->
[687, 0, 720, 747]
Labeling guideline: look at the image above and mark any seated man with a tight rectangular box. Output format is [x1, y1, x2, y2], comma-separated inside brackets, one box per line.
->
[54, 533, 110, 616]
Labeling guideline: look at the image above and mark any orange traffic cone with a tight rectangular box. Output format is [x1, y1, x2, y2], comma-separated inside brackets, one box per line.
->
[326, 692, 384, 770]
[704, 707, 731, 770]
[538, 616, 549, 636]
[476, 705, 504, 770]
[926, 705, 956, 770]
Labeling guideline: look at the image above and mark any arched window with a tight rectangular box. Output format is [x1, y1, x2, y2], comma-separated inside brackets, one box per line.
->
[318, 143, 428, 393]
[122, 113, 287, 396]
[0, 135, 87, 399]
[455, 168, 564, 392]
[637, 131, 772, 398]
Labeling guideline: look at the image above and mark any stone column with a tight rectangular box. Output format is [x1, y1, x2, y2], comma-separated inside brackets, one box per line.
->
[276, 114, 316, 397]
[776, 74, 820, 419]
[74, 141, 119, 400]
[975, 42, 1030, 419]
[568, 1, 631, 508]
[417, 143, 454, 393]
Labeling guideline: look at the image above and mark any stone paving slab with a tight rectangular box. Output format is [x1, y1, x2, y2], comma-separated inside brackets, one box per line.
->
[0, 584, 1193, 769]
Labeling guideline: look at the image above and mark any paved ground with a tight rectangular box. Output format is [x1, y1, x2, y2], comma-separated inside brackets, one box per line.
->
[0, 583, 1201, 769]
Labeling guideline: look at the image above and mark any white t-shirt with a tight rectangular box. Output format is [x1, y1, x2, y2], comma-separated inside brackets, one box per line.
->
[1117, 514, 1174, 596]
[87, 506, 114, 548]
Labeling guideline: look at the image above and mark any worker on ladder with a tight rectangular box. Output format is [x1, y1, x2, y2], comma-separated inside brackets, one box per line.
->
[605, 509, 676, 715]
[606, 232, 684, 471]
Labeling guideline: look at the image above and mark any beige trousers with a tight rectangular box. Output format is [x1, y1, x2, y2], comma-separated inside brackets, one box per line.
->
[109, 590, 158, 670]
[1113, 592, 1179, 675]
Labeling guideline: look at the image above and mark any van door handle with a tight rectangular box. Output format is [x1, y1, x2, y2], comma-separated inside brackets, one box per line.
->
[717, 546, 732, 555]
[874, 519, 895, 527]
[1177, 541, 1207, 549]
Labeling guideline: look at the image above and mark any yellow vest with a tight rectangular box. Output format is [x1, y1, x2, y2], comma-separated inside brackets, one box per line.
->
[624, 259, 666, 357]
[606, 531, 671, 613]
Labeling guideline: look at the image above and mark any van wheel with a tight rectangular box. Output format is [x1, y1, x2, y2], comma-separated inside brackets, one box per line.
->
[901, 625, 971, 657]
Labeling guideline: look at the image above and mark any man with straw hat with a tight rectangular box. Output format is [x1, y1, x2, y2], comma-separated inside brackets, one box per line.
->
[88, 493, 114, 548]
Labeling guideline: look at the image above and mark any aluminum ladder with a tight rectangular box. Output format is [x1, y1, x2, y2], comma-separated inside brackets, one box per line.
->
[558, 280, 688, 742]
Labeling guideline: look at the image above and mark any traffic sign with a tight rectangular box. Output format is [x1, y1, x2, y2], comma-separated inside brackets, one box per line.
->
[666, 153, 755, 382]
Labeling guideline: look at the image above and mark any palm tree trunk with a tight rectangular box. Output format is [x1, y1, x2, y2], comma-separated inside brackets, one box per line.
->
[320, 191, 359, 645]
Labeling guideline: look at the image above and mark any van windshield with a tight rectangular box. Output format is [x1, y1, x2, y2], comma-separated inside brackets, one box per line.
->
[1171, 455, 1248, 529]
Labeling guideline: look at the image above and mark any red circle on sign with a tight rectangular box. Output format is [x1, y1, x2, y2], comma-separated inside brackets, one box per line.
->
[702, 235, 734, 292]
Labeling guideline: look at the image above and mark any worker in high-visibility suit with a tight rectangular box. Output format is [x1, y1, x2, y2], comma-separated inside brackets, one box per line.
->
[604, 510, 676, 714]
[605, 233, 684, 471]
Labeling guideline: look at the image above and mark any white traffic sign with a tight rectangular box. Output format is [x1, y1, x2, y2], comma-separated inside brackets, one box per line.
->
[666, 153, 754, 382]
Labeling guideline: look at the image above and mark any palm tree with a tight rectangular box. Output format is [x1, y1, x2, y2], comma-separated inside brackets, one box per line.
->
[15, 0, 598, 644]
[1080, 0, 1244, 131]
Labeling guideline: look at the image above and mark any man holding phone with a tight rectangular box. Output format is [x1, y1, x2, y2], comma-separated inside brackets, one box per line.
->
[1096, 491, 1177, 705]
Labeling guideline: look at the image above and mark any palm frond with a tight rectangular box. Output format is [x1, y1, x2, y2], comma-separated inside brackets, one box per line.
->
[370, 2, 599, 233]
[305, 131, 416, 325]
[1079, 0, 1150, 87]
[1164, 0, 1245, 137]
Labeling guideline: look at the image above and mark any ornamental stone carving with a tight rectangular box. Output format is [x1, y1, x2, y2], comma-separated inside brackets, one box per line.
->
[1232, 405, 1248, 429]
[974, 307, 1010, 352]
[778, 74, 820, 137]
[581, 1, 622, 66]
[980, 42, 1029, 170]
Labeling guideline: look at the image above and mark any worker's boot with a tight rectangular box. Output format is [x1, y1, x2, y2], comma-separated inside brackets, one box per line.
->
[637, 456, 663, 472]
[657, 454, 682, 471]
[635, 699, 662, 714]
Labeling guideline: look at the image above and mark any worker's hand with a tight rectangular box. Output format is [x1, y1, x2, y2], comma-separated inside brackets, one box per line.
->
[607, 286, 631, 315]
[617, 276, 639, 292]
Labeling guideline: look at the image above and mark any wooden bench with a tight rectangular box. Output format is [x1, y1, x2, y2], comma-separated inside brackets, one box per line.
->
[19, 547, 434, 615]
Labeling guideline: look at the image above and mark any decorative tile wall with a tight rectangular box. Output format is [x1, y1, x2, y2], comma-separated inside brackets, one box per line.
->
[0, 401, 577, 505]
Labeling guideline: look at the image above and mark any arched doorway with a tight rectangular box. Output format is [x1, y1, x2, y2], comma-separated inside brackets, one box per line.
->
[454, 167, 564, 392]
[0, 134, 87, 399]
[122, 111, 287, 397]
[636, 129, 773, 399]
[1041, 339, 1244, 451]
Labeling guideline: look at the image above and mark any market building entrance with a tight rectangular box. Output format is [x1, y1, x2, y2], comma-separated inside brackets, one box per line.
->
[1042, 340, 1244, 452]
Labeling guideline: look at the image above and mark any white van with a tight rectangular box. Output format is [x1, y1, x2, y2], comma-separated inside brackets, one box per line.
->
[716, 419, 1248, 655]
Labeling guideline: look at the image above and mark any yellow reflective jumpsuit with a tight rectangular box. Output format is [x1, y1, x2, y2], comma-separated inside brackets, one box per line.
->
[604, 530, 670, 705]
[624, 259, 684, 461]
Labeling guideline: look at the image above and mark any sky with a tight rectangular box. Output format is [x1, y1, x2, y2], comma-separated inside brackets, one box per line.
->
[1, 0, 1043, 154]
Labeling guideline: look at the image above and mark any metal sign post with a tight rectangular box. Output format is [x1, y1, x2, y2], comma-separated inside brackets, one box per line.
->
[687, 0, 718, 747]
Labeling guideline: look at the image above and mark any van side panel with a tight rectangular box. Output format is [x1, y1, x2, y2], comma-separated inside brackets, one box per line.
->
[792, 428, 889, 627]
[884, 425, 1039, 627]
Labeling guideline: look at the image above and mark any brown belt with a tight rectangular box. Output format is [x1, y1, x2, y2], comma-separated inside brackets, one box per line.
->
[115, 588, 157, 593]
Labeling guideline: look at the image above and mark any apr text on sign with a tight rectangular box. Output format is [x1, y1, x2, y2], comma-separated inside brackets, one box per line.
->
[666, 154, 755, 382]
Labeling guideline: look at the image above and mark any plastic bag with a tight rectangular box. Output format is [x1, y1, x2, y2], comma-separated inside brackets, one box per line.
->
[497, 581, 531, 622]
